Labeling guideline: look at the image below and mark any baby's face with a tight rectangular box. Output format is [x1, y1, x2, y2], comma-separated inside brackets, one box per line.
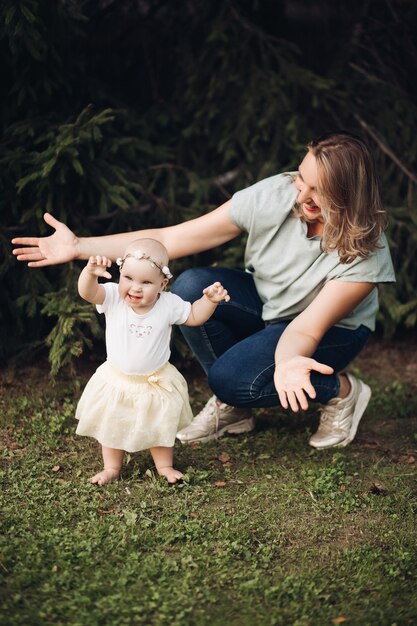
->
[118, 257, 167, 313]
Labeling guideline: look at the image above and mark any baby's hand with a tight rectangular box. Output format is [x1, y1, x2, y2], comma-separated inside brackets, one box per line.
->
[203, 281, 230, 303]
[85, 255, 112, 279]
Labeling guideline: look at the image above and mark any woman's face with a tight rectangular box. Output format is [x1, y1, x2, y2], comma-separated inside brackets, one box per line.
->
[294, 150, 324, 223]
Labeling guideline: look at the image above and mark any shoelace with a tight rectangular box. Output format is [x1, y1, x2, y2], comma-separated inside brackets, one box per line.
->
[194, 398, 220, 430]
[318, 400, 342, 429]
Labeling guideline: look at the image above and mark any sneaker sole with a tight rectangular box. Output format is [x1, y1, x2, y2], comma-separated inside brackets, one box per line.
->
[311, 382, 372, 450]
[177, 416, 255, 444]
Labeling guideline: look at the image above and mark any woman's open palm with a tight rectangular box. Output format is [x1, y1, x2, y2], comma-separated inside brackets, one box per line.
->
[12, 212, 78, 267]
[274, 356, 334, 412]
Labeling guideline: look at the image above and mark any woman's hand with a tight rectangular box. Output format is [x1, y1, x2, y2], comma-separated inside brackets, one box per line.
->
[12, 213, 79, 267]
[274, 356, 334, 412]
[273, 280, 375, 411]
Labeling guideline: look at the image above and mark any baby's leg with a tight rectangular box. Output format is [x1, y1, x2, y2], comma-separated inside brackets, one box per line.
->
[150, 446, 183, 483]
[91, 446, 124, 485]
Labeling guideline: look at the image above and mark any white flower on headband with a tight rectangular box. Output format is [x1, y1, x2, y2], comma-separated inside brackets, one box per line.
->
[162, 266, 173, 279]
[132, 250, 145, 260]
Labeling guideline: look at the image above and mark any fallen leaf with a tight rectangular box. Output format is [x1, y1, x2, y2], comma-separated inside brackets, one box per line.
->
[52, 465, 61, 472]
[332, 617, 347, 624]
[218, 453, 231, 463]
[398, 455, 416, 464]
[370, 480, 386, 495]
[214, 481, 226, 487]
[360, 440, 379, 448]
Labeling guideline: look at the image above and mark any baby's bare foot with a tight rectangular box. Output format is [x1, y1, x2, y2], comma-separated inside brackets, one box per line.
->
[90, 468, 120, 485]
[157, 466, 184, 484]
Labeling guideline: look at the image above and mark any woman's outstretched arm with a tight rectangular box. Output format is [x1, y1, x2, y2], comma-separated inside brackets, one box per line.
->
[12, 200, 241, 267]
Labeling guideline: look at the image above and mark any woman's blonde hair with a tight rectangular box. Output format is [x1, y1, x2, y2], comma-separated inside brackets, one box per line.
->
[294, 131, 387, 263]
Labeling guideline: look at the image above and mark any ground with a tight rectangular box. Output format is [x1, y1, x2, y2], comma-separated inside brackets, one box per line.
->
[1, 334, 416, 626]
[355, 334, 417, 388]
[347, 334, 417, 457]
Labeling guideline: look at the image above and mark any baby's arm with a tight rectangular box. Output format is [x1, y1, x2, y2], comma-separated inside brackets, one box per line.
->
[78, 256, 112, 305]
[184, 282, 230, 327]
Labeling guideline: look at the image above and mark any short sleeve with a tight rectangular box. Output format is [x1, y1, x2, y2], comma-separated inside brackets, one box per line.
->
[229, 173, 298, 233]
[96, 282, 119, 314]
[163, 291, 192, 325]
[229, 185, 257, 232]
[328, 234, 396, 284]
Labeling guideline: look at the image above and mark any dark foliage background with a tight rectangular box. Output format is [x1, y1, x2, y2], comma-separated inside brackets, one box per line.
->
[1, 0, 417, 371]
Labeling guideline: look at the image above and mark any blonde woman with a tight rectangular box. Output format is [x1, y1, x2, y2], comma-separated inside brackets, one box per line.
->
[12, 131, 395, 449]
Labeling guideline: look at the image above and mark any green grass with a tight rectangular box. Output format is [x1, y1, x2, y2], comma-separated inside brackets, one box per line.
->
[1, 359, 416, 626]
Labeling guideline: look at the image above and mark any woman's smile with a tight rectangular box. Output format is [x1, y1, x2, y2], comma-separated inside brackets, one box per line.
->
[302, 202, 321, 213]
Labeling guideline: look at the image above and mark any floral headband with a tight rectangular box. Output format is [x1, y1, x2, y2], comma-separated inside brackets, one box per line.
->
[116, 250, 173, 279]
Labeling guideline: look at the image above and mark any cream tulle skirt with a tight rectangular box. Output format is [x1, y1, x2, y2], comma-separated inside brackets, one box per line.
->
[75, 361, 193, 452]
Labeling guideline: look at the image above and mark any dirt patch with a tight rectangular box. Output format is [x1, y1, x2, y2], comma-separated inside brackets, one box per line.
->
[354, 334, 417, 388]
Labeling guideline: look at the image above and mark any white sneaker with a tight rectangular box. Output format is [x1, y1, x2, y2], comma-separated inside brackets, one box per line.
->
[177, 395, 255, 443]
[309, 373, 371, 449]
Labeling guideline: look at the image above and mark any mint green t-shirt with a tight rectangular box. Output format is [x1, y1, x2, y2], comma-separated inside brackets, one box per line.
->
[229, 173, 396, 331]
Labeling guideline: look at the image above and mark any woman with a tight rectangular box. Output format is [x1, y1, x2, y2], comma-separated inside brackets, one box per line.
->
[12, 131, 395, 449]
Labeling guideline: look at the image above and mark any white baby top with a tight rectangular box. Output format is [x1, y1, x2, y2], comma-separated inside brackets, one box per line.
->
[97, 284, 192, 374]
[229, 172, 396, 330]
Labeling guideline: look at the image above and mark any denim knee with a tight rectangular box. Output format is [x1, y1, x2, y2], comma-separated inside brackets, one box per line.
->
[208, 358, 279, 407]
[208, 357, 254, 406]
[208, 359, 236, 405]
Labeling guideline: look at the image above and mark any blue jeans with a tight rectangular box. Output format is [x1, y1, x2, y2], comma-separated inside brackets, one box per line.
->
[171, 267, 371, 407]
